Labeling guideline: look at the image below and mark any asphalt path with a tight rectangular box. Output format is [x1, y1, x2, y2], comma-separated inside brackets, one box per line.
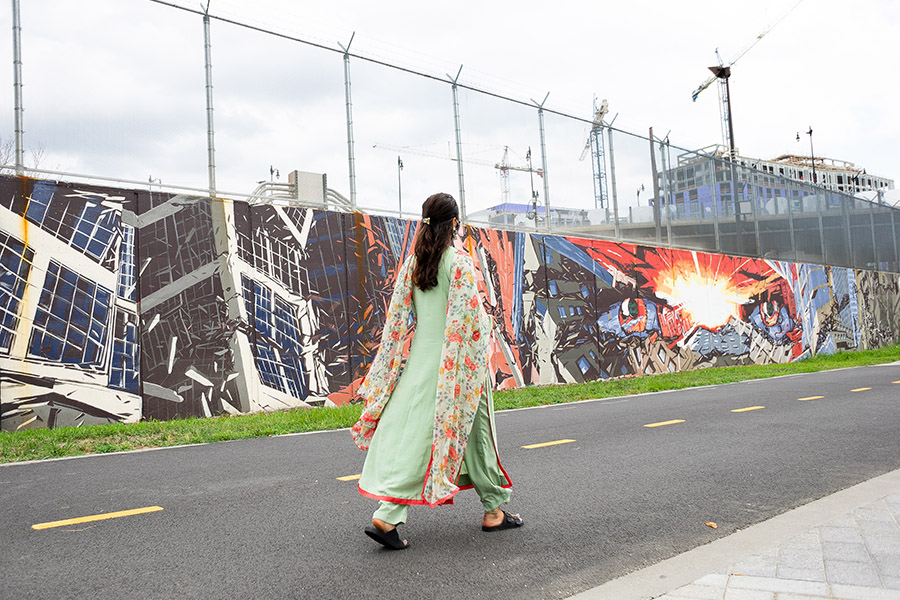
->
[2, 363, 899, 600]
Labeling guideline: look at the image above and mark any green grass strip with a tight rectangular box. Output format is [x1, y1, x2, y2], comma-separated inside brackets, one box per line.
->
[1, 344, 897, 464]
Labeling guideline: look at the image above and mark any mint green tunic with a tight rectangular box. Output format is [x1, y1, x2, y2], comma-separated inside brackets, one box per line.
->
[358, 248, 511, 506]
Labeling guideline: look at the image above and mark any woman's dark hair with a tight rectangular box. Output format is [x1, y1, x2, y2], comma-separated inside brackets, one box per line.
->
[412, 192, 459, 291]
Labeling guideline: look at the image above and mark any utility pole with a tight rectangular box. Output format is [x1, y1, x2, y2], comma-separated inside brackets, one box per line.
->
[339, 33, 357, 210]
[11, 0, 24, 175]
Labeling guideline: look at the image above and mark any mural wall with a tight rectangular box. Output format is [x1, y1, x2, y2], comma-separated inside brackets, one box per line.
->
[1, 174, 898, 430]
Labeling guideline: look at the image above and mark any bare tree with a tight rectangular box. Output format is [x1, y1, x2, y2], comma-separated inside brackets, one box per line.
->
[0, 136, 13, 173]
[0, 136, 53, 174]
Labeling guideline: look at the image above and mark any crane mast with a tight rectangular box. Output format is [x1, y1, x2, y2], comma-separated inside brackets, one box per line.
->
[578, 98, 610, 210]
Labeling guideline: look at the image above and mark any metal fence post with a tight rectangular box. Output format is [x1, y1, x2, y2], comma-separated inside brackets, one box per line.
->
[607, 127, 620, 240]
[11, 0, 24, 175]
[728, 158, 742, 255]
[817, 193, 827, 264]
[649, 128, 661, 245]
[532, 92, 551, 232]
[892, 209, 899, 271]
[869, 200, 878, 268]
[339, 33, 357, 210]
[448, 66, 466, 221]
[750, 165, 761, 256]
[709, 158, 721, 252]
[202, 4, 216, 197]
[659, 137, 673, 246]
[842, 195, 854, 268]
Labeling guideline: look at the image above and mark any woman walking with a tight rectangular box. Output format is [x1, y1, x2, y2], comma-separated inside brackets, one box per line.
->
[351, 192, 522, 550]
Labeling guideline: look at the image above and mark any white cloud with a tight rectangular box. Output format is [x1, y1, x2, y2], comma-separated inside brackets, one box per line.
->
[1, 0, 896, 214]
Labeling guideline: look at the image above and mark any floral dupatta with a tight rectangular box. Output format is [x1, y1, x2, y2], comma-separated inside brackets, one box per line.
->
[351, 248, 492, 507]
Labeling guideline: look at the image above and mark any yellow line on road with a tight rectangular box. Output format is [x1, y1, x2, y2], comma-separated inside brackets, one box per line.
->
[851, 387, 872, 392]
[337, 474, 362, 481]
[521, 439, 576, 449]
[731, 406, 765, 413]
[32, 506, 163, 530]
[798, 395, 824, 401]
[893, 380, 900, 384]
[644, 420, 685, 428]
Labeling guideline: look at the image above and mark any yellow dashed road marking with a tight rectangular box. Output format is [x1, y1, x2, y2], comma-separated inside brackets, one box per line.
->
[521, 439, 576, 449]
[337, 474, 362, 481]
[731, 406, 765, 413]
[32, 506, 163, 531]
[644, 420, 685, 428]
[798, 395, 824, 401]
[851, 387, 872, 392]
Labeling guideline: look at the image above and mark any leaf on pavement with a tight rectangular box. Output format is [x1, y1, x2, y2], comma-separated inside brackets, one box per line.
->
[705, 521, 718, 529]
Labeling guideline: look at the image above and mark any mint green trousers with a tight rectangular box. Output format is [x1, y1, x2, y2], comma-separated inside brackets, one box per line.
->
[372, 394, 511, 525]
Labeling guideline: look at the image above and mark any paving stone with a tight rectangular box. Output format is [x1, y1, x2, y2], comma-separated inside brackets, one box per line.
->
[777, 547, 825, 571]
[821, 541, 871, 562]
[773, 594, 832, 600]
[727, 575, 829, 596]
[883, 576, 900, 590]
[873, 553, 900, 577]
[829, 583, 900, 599]
[854, 508, 900, 533]
[722, 588, 774, 600]
[731, 554, 778, 578]
[818, 526, 863, 544]
[774, 567, 827, 583]
[780, 532, 822, 551]
[660, 583, 725, 599]
[695, 574, 730, 587]
[825, 558, 882, 587]
[864, 533, 900, 556]
[824, 516, 858, 529]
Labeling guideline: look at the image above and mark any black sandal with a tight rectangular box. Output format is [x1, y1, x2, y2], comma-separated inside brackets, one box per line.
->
[364, 524, 409, 549]
[482, 510, 524, 532]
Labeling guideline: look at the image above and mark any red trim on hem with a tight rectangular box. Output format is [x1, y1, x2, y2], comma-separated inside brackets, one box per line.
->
[358, 484, 428, 506]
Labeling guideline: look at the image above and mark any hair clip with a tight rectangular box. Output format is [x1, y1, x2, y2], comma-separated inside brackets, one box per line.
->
[422, 217, 431, 224]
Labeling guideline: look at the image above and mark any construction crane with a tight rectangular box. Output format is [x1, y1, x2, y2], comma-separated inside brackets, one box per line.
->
[691, 0, 807, 158]
[578, 98, 614, 210]
[372, 143, 542, 204]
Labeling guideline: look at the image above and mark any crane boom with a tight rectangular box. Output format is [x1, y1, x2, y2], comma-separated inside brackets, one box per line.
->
[691, 0, 806, 103]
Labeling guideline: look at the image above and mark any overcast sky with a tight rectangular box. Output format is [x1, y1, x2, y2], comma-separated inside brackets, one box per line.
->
[1, 0, 897, 215]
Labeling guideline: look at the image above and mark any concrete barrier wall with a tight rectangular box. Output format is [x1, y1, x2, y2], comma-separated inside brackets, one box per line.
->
[1, 175, 898, 430]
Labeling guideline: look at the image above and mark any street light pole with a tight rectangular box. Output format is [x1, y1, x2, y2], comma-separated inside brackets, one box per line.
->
[397, 155, 403, 218]
[527, 146, 538, 231]
[797, 127, 816, 185]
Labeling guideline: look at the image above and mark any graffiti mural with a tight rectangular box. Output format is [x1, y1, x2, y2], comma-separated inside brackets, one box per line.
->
[1, 174, 898, 430]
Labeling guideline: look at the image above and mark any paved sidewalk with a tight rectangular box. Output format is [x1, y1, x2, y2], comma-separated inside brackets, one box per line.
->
[574, 468, 900, 600]
[656, 492, 900, 600]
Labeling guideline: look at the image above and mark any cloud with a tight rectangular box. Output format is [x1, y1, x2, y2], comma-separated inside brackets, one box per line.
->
[1, 0, 896, 212]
